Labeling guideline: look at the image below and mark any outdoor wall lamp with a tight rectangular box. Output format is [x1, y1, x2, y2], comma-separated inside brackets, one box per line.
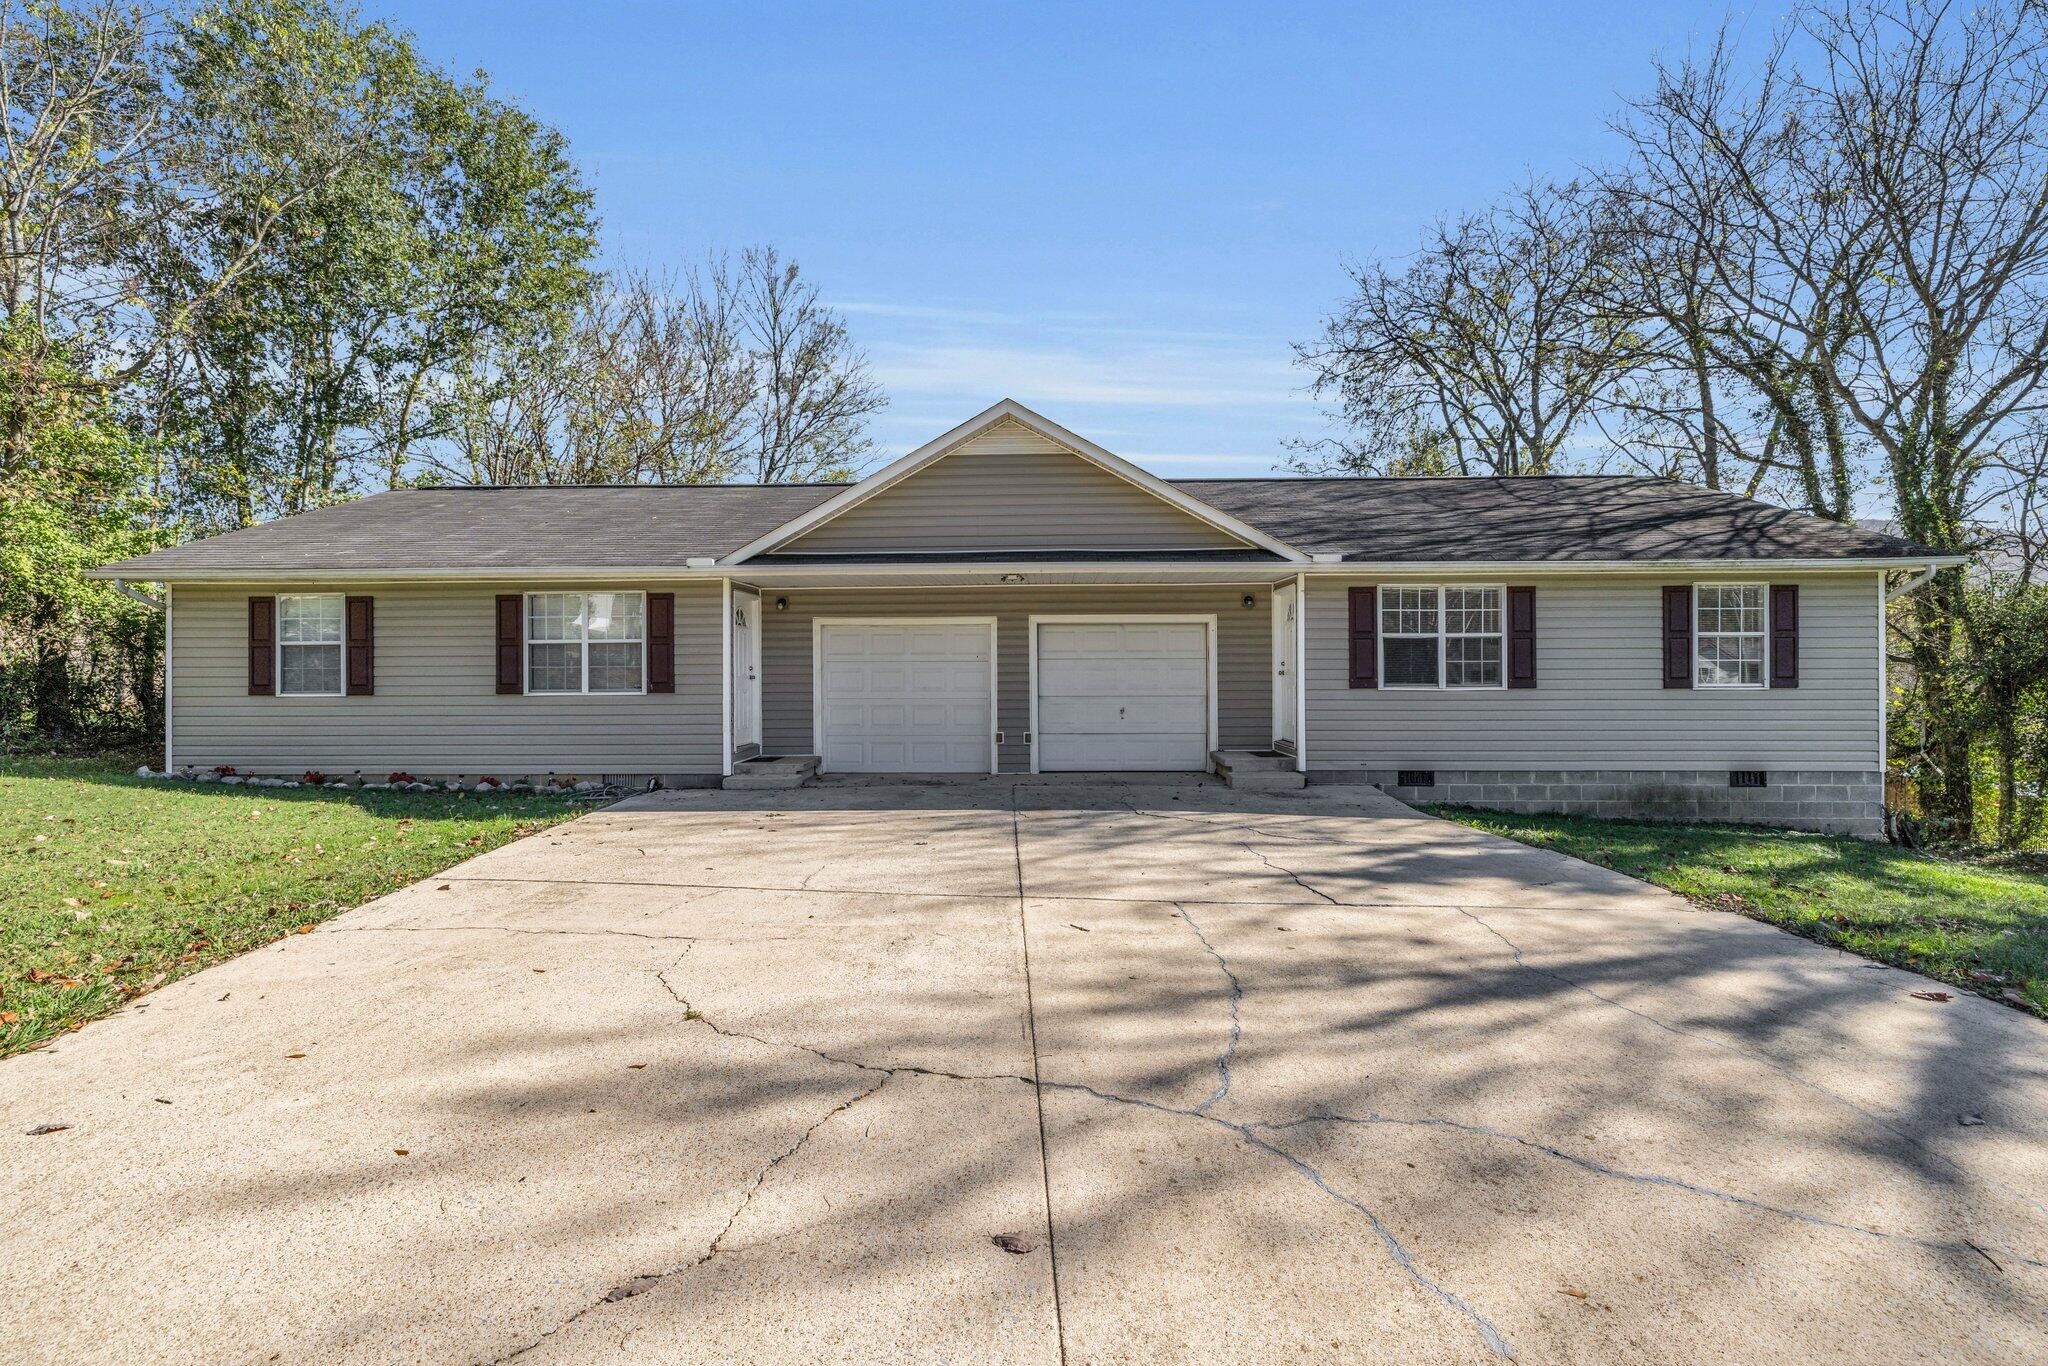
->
[1243, 594, 1257, 609]
[775, 596, 788, 611]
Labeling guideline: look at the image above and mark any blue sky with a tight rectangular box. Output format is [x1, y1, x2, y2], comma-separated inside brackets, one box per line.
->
[382, 1, 1776, 477]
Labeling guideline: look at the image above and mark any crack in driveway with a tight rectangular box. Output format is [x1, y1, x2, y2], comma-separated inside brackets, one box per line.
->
[1253, 1111, 2048, 1273]
[491, 1069, 895, 1364]
[1245, 844, 1339, 904]
[1173, 902, 1242, 1114]
[1451, 904, 2048, 1223]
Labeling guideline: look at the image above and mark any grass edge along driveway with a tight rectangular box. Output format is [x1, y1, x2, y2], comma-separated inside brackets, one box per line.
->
[1, 758, 582, 1057]
[1428, 805, 2048, 1019]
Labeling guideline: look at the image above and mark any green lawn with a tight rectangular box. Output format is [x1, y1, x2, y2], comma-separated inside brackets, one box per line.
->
[0, 758, 582, 1056]
[1427, 806, 2048, 1018]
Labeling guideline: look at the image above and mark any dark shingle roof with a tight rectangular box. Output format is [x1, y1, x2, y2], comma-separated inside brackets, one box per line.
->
[1179, 476, 1946, 562]
[95, 474, 1947, 578]
[97, 485, 843, 575]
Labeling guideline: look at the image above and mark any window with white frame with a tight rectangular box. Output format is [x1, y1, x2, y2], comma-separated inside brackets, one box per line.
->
[1695, 583, 1766, 688]
[1381, 586, 1504, 689]
[277, 594, 344, 696]
[526, 591, 646, 694]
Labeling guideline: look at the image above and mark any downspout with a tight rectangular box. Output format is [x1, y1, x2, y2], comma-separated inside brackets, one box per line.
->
[113, 578, 165, 611]
[1882, 563, 1940, 602]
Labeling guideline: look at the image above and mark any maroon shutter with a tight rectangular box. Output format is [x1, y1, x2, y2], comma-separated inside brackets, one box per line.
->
[646, 592, 675, 694]
[1507, 586, 1537, 688]
[1347, 586, 1378, 689]
[247, 596, 275, 696]
[345, 596, 374, 696]
[1662, 585, 1693, 689]
[1769, 584, 1800, 688]
[495, 595, 524, 695]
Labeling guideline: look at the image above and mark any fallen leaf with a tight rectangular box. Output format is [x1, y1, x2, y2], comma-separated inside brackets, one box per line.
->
[393, 1148, 409, 1156]
[285, 1052, 306, 1059]
[626, 1063, 647, 1070]
[295, 924, 314, 935]
[436, 884, 451, 891]
[991, 1232, 1036, 1254]
[24, 1123, 69, 1136]
[0, 1011, 16, 1025]
[2001, 989, 2034, 1008]
[61, 897, 81, 908]
[1558, 1286, 1590, 1300]
[154, 1098, 172, 1105]
[1911, 991, 1953, 1002]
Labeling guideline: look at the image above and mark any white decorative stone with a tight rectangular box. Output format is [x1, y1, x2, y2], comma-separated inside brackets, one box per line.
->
[135, 766, 152, 778]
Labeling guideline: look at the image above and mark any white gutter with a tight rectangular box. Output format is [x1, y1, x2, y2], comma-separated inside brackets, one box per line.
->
[86, 554, 1970, 585]
[111, 578, 166, 610]
[1883, 563, 1943, 601]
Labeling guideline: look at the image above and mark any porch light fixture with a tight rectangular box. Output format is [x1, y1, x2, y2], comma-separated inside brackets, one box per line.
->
[1001, 573, 1025, 583]
[775, 596, 788, 611]
[1242, 594, 1256, 609]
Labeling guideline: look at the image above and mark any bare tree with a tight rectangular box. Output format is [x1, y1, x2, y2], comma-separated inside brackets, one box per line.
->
[1294, 182, 1633, 476]
[731, 246, 883, 482]
[432, 250, 882, 486]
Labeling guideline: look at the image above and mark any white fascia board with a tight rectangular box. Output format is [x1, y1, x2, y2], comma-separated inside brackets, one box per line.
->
[721, 397, 1311, 564]
[1293, 556, 1970, 575]
[86, 554, 1967, 585]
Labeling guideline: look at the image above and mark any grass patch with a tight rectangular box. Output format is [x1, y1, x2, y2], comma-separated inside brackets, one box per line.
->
[1425, 806, 2048, 1018]
[1, 757, 582, 1056]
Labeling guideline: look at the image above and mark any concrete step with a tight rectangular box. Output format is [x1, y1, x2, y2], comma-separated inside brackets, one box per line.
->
[1210, 749, 1305, 790]
[1210, 748, 1299, 774]
[1222, 768, 1306, 791]
[722, 755, 820, 790]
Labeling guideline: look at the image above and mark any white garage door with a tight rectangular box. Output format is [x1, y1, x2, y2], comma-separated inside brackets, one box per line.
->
[817, 621, 993, 773]
[1036, 620, 1211, 771]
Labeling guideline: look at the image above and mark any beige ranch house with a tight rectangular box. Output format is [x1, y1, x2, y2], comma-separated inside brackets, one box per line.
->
[95, 399, 1960, 836]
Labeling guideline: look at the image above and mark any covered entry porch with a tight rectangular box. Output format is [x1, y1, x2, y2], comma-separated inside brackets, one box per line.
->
[721, 570, 1304, 778]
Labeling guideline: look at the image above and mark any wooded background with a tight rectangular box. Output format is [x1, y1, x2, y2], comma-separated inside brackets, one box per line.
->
[3, 0, 2042, 847]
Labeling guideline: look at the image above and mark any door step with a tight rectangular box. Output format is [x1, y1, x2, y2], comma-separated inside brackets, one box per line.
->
[1210, 750, 1306, 790]
[722, 755, 820, 790]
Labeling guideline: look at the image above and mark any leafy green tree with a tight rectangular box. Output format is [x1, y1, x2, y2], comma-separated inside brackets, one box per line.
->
[0, 324, 165, 743]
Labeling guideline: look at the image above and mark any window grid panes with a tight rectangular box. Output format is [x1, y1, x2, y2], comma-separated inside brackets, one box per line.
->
[277, 594, 343, 696]
[1380, 586, 1504, 690]
[527, 591, 645, 695]
[1695, 584, 1766, 688]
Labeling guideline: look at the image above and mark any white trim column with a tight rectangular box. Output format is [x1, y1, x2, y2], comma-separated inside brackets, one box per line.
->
[164, 584, 174, 773]
[720, 578, 734, 778]
[1294, 571, 1308, 773]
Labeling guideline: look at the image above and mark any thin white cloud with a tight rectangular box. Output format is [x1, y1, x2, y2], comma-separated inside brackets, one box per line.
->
[868, 340, 1310, 412]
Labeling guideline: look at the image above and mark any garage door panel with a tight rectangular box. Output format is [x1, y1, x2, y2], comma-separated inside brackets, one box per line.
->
[818, 622, 992, 773]
[1038, 658, 1207, 697]
[1035, 620, 1210, 772]
[1039, 732, 1207, 770]
[1039, 696, 1208, 733]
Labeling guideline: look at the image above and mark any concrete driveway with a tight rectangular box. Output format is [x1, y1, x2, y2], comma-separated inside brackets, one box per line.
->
[3, 781, 2044, 1363]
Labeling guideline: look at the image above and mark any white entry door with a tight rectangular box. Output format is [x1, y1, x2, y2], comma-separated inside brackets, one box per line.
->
[732, 589, 761, 750]
[1272, 581, 1299, 751]
[815, 620, 994, 773]
[1034, 619, 1212, 771]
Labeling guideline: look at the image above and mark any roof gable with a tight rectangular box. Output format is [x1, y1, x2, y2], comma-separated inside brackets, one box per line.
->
[727, 399, 1307, 563]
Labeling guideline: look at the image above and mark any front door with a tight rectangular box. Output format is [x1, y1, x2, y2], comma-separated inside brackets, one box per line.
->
[733, 589, 761, 751]
[1272, 581, 1299, 752]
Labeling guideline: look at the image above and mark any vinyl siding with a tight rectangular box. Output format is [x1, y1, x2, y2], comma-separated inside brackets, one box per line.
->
[1304, 572, 1882, 770]
[170, 581, 724, 776]
[781, 419, 1249, 553]
[758, 586, 1275, 770]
